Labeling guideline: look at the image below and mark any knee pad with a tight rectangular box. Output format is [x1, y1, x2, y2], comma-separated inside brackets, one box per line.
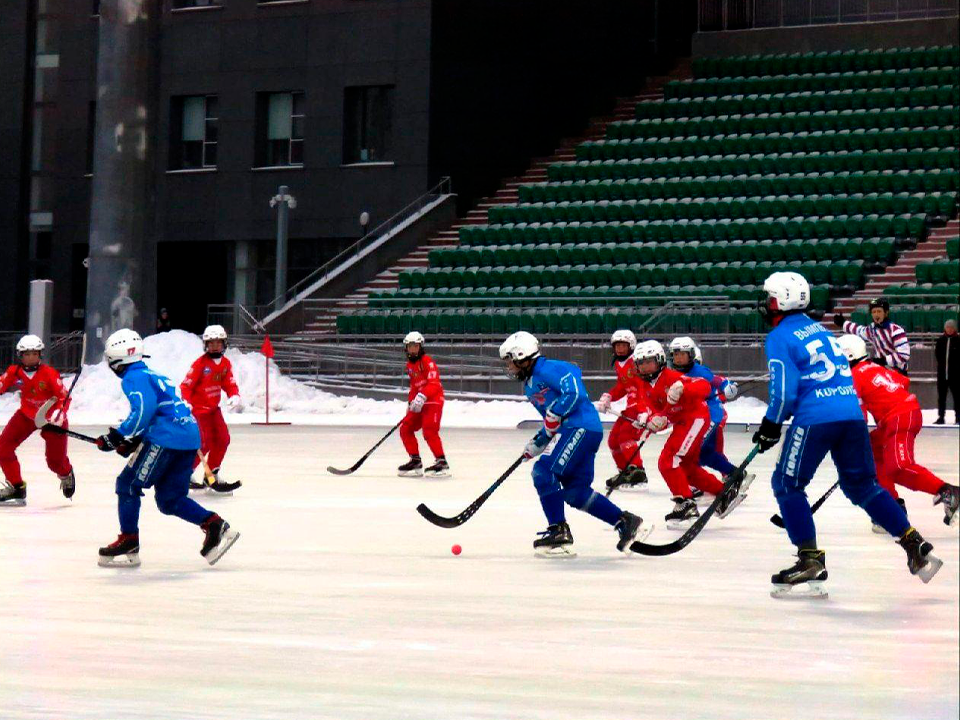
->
[155, 494, 178, 515]
[562, 483, 594, 510]
[532, 462, 560, 498]
[115, 473, 144, 498]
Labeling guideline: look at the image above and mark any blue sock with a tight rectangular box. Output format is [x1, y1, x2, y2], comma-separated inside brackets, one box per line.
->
[778, 493, 817, 548]
[118, 495, 141, 535]
[580, 492, 625, 526]
[539, 489, 565, 526]
[863, 492, 910, 537]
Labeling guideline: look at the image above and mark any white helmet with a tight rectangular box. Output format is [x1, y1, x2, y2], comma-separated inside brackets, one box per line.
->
[669, 336, 699, 372]
[762, 271, 810, 313]
[403, 331, 425, 346]
[610, 329, 637, 359]
[633, 339, 666, 381]
[837, 334, 869, 365]
[202, 325, 228, 342]
[499, 331, 541, 380]
[16, 334, 44, 353]
[104, 328, 144, 375]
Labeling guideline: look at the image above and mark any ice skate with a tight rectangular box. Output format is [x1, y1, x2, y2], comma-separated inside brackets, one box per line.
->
[0, 481, 26, 507]
[898, 528, 943, 584]
[398, 455, 423, 477]
[189, 477, 207, 491]
[715, 469, 755, 519]
[614, 511, 651, 552]
[665, 497, 699, 530]
[424, 457, 451, 478]
[770, 549, 828, 599]
[208, 469, 242, 495]
[533, 522, 576, 558]
[933, 484, 959, 527]
[201, 514, 240, 566]
[605, 465, 647, 495]
[58, 470, 76, 500]
[872, 497, 906, 534]
[98, 533, 141, 568]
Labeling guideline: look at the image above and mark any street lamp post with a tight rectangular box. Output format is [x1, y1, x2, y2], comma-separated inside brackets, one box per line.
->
[270, 185, 297, 309]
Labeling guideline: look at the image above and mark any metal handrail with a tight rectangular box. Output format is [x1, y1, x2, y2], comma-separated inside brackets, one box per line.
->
[263, 176, 453, 317]
[698, 0, 957, 31]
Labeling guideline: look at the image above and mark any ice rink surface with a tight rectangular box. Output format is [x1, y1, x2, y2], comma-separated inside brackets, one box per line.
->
[1, 424, 957, 720]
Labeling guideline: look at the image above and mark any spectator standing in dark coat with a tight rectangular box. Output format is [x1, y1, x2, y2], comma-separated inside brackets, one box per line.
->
[156, 308, 172, 333]
[935, 319, 959, 424]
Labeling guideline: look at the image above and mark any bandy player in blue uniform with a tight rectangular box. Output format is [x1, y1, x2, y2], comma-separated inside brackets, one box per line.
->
[96, 329, 240, 568]
[754, 272, 943, 598]
[499, 331, 649, 557]
[668, 336, 738, 478]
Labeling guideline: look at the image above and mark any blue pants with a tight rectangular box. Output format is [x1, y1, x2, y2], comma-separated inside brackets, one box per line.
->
[699, 419, 736, 476]
[116, 443, 213, 535]
[771, 420, 910, 547]
[532, 427, 623, 527]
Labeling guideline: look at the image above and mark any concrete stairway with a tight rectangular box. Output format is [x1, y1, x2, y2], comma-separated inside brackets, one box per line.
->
[295, 60, 694, 338]
[833, 218, 959, 315]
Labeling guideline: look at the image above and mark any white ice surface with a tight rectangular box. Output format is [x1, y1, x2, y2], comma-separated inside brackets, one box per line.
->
[1, 426, 957, 720]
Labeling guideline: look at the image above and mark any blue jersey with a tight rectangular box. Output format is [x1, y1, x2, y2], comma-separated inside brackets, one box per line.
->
[684, 363, 728, 424]
[117, 361, 201, 451]
[764, 313, 862, 426]
[524, 357, 602, 439]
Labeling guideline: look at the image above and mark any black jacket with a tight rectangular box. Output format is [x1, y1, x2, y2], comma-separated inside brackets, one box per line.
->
[935, 333, 960, 380]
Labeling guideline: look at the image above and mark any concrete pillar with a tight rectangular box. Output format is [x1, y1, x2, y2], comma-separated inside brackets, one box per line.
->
[83, 0, 160, 362]
[28, 279, 54, 349]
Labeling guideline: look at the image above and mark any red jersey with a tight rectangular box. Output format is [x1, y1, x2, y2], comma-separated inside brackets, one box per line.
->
[406, 354, 444, 403]
[180, 355, 240, 415]
[632, 367, 710, 425]
[608, 357, 646, 418]
[0, 363, 68, 421]
[850, 361, 920, 425]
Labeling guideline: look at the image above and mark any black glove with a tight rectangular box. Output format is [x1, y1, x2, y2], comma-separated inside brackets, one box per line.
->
[752, 417, 782, 454]
[96, 428, 131, 455]
[116, 435, 142, 458]
[873, 355, 888, 367]
[832, 313, 846, 328]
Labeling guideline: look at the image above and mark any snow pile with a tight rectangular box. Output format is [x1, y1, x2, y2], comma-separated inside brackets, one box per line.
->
[0, 330, 542, 428]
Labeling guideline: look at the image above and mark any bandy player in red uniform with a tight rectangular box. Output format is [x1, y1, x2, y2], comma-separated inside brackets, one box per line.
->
[0, 334, 75, 505]
[398, 331, 449, 477]
[630, 340, 753, 528]
[180, 325, 242, 493]
[839, 335, 959, 528]
[595, 329, 648, 492]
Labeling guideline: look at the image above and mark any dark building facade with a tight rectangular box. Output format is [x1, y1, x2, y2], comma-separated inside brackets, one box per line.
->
[1, 0, 673, 334]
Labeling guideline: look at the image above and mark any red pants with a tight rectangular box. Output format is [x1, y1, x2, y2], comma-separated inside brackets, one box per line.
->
[193, 409, 231, 471]
[870, 408, 945, 498]
[400, 402, 445, 459]
[608, 416, 645, 470]
[657, 417, 724, 499]
[0, 410, 72, 486]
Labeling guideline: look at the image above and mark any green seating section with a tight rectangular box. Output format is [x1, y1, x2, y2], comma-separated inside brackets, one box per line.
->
[337, 47, 960, 335]
[548, 148, 959, 182]
[338, 306, 770, 336]
[488, 193, 956, 224]
[692, 46, 959, 79]
[884, 283, 959, 303]
[664, 67, 957, 100]
[458, 214, 927, 245]
[947, 236, 959, 259]
[520, 169, 959, 204]
[609, 106, 957, 141]
[916, 259, 960, 284]
[636, 85, 958, 120]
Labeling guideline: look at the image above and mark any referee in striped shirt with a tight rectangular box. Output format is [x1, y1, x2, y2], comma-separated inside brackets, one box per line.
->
[834, 298, 911, 375]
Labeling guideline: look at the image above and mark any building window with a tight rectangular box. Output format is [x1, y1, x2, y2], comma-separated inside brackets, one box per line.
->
[86, 101, 96, 174]
[172, 0, 221, 8]
[170, 95, 218, 170]
[256, 91, 304, 167]
[343, 85, 393, 164]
